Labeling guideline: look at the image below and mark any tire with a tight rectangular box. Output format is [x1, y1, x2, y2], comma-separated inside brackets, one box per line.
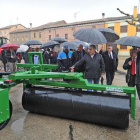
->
[0, 100, 12, 130]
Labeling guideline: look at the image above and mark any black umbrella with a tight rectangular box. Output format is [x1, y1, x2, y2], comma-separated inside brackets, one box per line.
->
[73, 28, 107, 44]
[40, 41, 59, 49]
[51, 37, 67, 43]
[24, 40, 42, 45]
[60, 42, 77, 50]
[97, 28, 119, 42]
[114, 36, 140, 47]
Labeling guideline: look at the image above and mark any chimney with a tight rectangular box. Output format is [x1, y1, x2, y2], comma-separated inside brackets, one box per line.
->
[30, 23, 32, 29]
[102, 13, 105, 18]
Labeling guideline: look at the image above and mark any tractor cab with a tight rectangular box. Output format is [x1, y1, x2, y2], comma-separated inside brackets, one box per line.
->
[0, 37, 7, 47]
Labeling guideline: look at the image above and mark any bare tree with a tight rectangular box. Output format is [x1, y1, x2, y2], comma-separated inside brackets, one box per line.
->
[117, 8, 140, 29]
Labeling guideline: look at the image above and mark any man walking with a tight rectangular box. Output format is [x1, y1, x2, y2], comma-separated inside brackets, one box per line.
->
[71, 45, 105, 91]
[100, 45, 118, 85]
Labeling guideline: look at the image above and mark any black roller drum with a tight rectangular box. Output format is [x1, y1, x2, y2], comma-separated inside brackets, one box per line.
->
[22, 86, 130, 129]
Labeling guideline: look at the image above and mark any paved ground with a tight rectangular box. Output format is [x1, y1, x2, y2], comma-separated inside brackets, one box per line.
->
[0, 72, 140, 140]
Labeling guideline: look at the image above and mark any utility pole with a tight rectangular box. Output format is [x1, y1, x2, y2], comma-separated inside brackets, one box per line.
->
[74, 11, 80, 22]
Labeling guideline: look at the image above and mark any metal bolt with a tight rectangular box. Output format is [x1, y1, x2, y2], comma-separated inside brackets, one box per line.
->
[0, 112, 2, 114]
[7, 109, 8, 111]
[7, 116, 9, 118]
[1, 120, 3, 122]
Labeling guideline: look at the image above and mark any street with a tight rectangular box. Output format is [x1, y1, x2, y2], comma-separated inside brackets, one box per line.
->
[0, 72, 140, 140]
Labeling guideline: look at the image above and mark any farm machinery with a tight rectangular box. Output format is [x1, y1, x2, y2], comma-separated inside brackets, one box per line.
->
[0, 52, 136, 130]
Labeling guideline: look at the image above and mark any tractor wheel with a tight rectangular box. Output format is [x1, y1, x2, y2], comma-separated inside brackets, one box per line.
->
[0, 100, 12, 130]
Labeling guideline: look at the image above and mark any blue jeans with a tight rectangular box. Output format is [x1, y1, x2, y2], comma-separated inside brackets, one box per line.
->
[87, 78, 100, 92]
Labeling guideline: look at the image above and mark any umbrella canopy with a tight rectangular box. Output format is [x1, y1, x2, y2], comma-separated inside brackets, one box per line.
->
[17, 45, 29, 52]
[40, 41, 59, 49]
[73, 28, 107, 44]
[71, 40, 88, 48]
[97, 28, 119, 42]
[24, 40, 42, 45]
[114, 36, 140, 47]
[0, 48, 3, 54]
[51, 37, 67, 43]
[61, 42, 77, 50]
[1, 43, 19, 50]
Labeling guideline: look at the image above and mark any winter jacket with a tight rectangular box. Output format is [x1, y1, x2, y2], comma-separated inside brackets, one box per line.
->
[6, 50, 16, 63]
[136, 51, 140, 84]
[100, 50, 118, 72]
[24, 51, 29, 63]
[58, 51, 73, 71]
[123, 57, 132, 83]
[50, 52, 58, 64]
[74, 52, 105, 79]
[70, 49, 86, 72]
[1, 50, 7, 63]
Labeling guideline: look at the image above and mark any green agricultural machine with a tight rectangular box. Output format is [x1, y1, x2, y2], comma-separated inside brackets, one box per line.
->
[0, 52, 137, 130]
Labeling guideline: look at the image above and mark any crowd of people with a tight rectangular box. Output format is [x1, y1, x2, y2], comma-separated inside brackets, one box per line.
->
[0, 44, 140, 99]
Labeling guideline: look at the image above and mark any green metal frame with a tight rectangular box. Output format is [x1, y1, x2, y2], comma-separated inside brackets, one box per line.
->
[8, 70, 136, 120]
[0, 52, 137, 124]
[0, 88, 10, 123]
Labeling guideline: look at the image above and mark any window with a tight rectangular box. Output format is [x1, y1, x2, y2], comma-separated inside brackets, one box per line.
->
[120, 45, 127, 49]
[17, 37, 19, 42]
[92, 26, 96, 29]
[49, 35, 51, 40]
[49, 30, 51, 33]
[56, 34, 59, 37]
[22, 37, 24, 41]
[34, 33, 36, 38]
[65, 34, 68, 39]
[39, 32, 42, 38]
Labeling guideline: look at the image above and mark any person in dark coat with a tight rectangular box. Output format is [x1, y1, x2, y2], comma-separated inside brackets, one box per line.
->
[58, 46, 73, 72]
[71, 45, 105, 91]
[24, 46, 32, 63]
[6, 47, 17, 72]
[1, 50, 7, 71]
[43, 48, 51, 64]
[135, 50, 140, 100]
[70, 44, 86, 72]
[100, 45, 118, 85]
[123, 49, 135, 87]
[50, 48, 58, 64]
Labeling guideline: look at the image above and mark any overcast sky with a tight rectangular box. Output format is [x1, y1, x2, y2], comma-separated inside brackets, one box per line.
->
[0, 0, 139, 28]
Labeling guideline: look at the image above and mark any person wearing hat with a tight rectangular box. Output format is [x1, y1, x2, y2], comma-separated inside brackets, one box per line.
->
[100, 45, 118, 85]
[57, 45, 73, 72]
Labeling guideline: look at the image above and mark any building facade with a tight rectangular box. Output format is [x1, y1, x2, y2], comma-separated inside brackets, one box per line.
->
[9, 6, 139, 56]
[0, 24, 26, 43]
